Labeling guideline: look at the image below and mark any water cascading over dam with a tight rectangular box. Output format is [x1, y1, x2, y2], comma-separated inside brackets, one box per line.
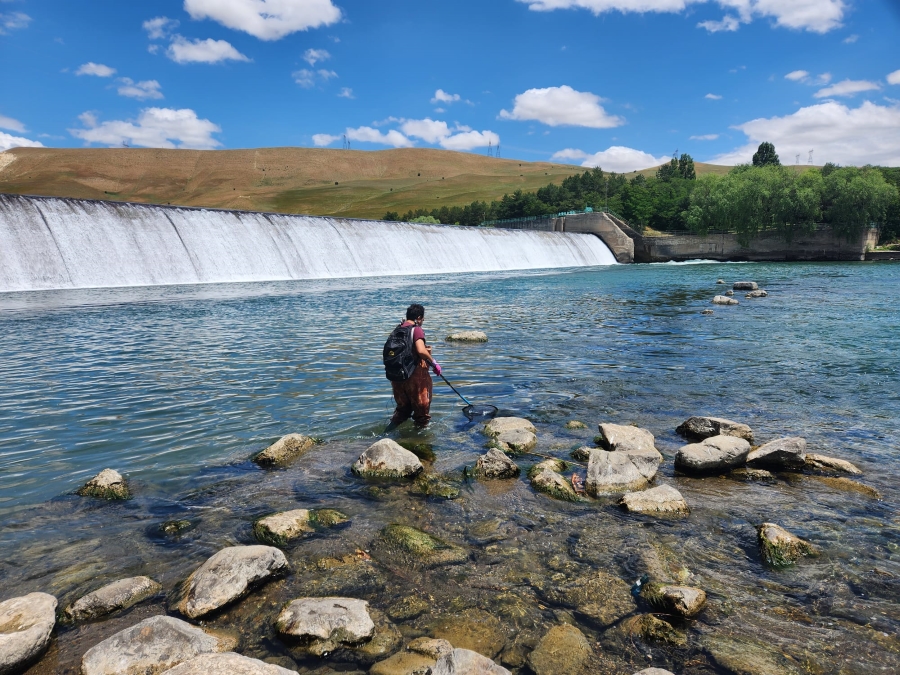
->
[0, 194, 616, 293]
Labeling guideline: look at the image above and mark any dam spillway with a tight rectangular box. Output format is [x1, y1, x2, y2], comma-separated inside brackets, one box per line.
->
[0, 194, 616, 293]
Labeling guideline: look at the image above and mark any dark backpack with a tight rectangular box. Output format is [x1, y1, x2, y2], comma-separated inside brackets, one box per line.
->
[383, 323, 418, 382]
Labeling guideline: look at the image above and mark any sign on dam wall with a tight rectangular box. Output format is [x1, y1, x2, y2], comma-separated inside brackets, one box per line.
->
[0, 194, 617, 293]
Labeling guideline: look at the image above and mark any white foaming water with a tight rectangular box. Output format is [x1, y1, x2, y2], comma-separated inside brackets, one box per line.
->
[0, 194, 616, 292]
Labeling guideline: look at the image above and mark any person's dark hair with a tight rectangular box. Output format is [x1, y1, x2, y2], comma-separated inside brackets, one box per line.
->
[406, 303, 425, 321]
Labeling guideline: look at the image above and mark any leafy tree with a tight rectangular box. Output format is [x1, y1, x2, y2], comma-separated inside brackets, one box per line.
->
[875, 167, 900, 244]
[383, 211, 399, 221]
[823, 167, 898, 240]
[752, 142, 781, 167]
[409, 215, 440, 224]
[621, 175, 653, 229]
[678, 153, 696, 180]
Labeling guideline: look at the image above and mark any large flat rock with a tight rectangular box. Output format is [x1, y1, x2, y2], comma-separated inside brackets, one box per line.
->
[275, 597, 374, 649]
[747, 437, 806, 470]
[352, 439, 423, 479]
[585, 449, 649, 495]
[483, 417, 536, 438]
[620, 485, 689, 515]
[64, 576, 161, 622]
[253, 434, 315, 467]
[0, 592, 57, 675]
[526, 624, 591, 675]
[432, 648, 510, 675]
[475, 448, 520, 479]
[160, 652, 297, 675]
[675, 435, 750, 473]
[597, 423, 656, 454]
[676, 416, 753, 442]
[176, 545, 289, 619]
[76, 468, 129, 499]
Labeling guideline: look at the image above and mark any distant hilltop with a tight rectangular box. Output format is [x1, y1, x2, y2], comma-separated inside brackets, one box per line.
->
[0, 146, 730, 220]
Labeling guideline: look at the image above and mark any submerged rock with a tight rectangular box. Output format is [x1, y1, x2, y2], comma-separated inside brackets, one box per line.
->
[446, 330, 488, 342]
[432, 648, 510, 675]
[176, 545, 289, 619]
[620, 485, 689, 515]
[745, 289, 768, 298]
[565, 420, 587, 429]
[812, 476, 881, 499]
[410, 474, 461, 499]
[675, 435, 750, 473]
[526, 624, 591, 675]
[585, 449, 649, 495]
[0, 592, 57, 675]
[703, 634, 801, 675]
[475, 448, 520, 479]
[252, 433, 315, 467]
[352, 439, 424, 479]
[76, 468, 129, 500]
[253, 508, 349, 546]
[375, 524, 468, 567]
[571, 446, 593, 461]
[275, 597, 375, 654]
[676, 416, 753, 442]
[408, 637, 453, 660]
[386, 596, 430, 622]
[429, 608, 506, 659]
[733, 281, 758, 290]
[633, 614, 686, 647]
[161, 652, 296, 675]
[64, 576, 161, 623]
[804, 453, 862, 475]
[747, 437, 806, 470]
[532, 570, 634, 628]
[758, 523, 816, 567]
[483, 417, 536, 438]
[639, 582, 707, 618]
[159, 520, 193, 536]
[712, 295, 738, 305]
[81, 615, 233, 675]
[529, 460, 583, 502]
[730, 467, 775, 482]
[701, 309, 714, 315]
[369, 650, 435, 675]
[492, 430, 537, 454]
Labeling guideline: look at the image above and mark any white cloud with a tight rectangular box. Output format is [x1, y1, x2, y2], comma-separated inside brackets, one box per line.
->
[710, 100, 900, 166]
[440, 130, 499, 151]
[184, 0, 342, 41]
[401, 118, 451, 144]
[69, 107, 222, 150]
[117, 78, 164, 100]
[690, 133, 719, 140]
[499, 85, 623, 128]
[346, 126, 413, 148]
[554, 145, 669, 172]
[337, 87, 354, 98]
[431, 89, 461, 104]
[312, 133, 339, 146]
[517, 0, 847, 34]
[843, 33, 858, 44]
[0, 114, 26, 133]
[167, 36, 250, 64]
[318, 69, 337, 80]
[293, 68, 336, 87]
[705, 93, 722, 100]
[0, 132, 43, 151]
[816, 72, 832, 85]
[396, 117, 498, 151]
[143, 16, 179, 39]
[0, 11, 30, 34]
[814, 79, 881, 99]
[76, 62, 117, 77]
[888, 70, 900, 86]
[303, 48, 330, 66]
[785, 70, 809, 81]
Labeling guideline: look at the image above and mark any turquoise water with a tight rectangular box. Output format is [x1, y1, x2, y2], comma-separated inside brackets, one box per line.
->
[1, 262, 898, 673]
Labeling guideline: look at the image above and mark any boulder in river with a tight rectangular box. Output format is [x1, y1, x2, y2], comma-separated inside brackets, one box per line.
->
[745, 290, 768, 298]
[252, 434, 315, 467]
[675, 435, 750, 473]
[811, 476, 881, 499]
[620, 485, 689, 515]
[491, 430, 537, 454]
[730, 467, 775, 482]
[375, 524, 468, 567]
[429, 607, 506, 659]
[176, 545, 289, 619]
[746, 437, 806, 470]
[483, 417, 536, 438]
[725, 290, 735, 296]
[532, 569, 635, 629]
[676, 416, 753, 442]
[433, 648, 510, 675]
[81, 615, 234, 675]
[76, 468, 129, 500]
[716, 279, 726, 284]
[529, 460, 584, 502]
[446, 330, 488, 342]
[701, 309, 714, 315]
[713, 295, 738, 305]
[633, 614, 686, 647]
[352, 439, 424, 479]
[0, 592, 57, 675]
[804, 453, 861, 475]
[253, 508, 348, 546]
[757, 523, 816, 567]
[370, 650, 435, 675]
[64, 576, 161, 623]
[640, 582, 707, 618]
[597, 423, 663, 479]
[526, 624, 591, 675]
[475, 448, 520, 479]
[160, 652, 296, 675]
[408, 637, 453, 660]
[733, 281, 758, 290]
[585, 449, 649, 495]
[275, 597, 375, 653]
[565, 420, 587, 429]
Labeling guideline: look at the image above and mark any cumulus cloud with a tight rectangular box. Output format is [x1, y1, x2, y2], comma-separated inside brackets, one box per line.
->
[293, 68, 336, 87]
[337, 87, 354, 98]
[786, 70, 833, 85]
[303, 48, 330, 66]
[710, 100, 900, 166]
[69, 107, 222, 149]
[440, 130, 499, 151]
[143, 16, 179, 39]
[400, 118, 451, 144]
[117, 78, 164, 100]
[184, 0, 342, 41]
[346, 126, 413, 148]
[0, 11, 30, 34]
[312, 133, 339, 146]
[431, 89, 461, 104]
[499, 85, 623, 128]
[785, 70, 809, 81]
[814, 79, 881, 98]
[76, 62, 117, 77]
[167, 36, 250, 64]
[0, 114, 27, 133]
[0, 132, 43, 151]
[705, 93, 722, 100]
[552, 145, 669, 172]
[690, 133, 719, 140]
[516, 0, 847, 34]
[887, 70, 900, 86]
[397, 118, 498, 150]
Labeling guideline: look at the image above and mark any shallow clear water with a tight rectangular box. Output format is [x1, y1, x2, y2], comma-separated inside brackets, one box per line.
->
[1, 262, 898, 674]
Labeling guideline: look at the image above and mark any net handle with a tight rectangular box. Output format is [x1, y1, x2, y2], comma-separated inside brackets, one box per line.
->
[438, 372, 472, 406]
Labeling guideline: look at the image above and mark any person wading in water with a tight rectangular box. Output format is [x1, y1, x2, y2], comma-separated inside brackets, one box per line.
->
[383, 304, 441, 428]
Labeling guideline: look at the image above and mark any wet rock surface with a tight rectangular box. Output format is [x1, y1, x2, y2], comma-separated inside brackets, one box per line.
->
[597, 423, 656, 454]
[491, 429, 537, 454]
[161, 652, 297, 675]
[812, 475, 881, 498]
[633, 669, 676, 675]
[408, 637, 453, 660]
[483, 417, 536, 438]
[176, 545, 289, 619]
[352, 439, 424, 479]
[712, 295, 738, 305]
[675, 434, 751, 472]
[0, 592, 57, 675]
[432, 647, 510, 675]
[703, 634, 801, 675]
[758, 523, 815, 567]
[640, 582, 706, 618]
[528, 460, 583, 502]
[253, 508, 348, 546]
[81, 615, 233, 675]
[275, 597, 375, 654]
[373, 524, 468, 567]
[804, 453, 862, 475]
[620, 484, 689, 515]
[564, 420, 587, 429]
[676, 416, 753, 442]
[745, 289, 768, 298]
[76, 468, 129, 499]
[369, 650, 434, 675]
[632, 613, 686, 647]
[446, 330, 488, 342]
[252, 433, 315, 467]
[474, 448, 520, 479]
[729, 467, 775, 482]
[64, 576, 161, 622]
[746, 436, 806, 470]
[429, 608, 506, 658]
[525, 624, 592, 675]
[532, 570, 635, 628]
[585, 449, 649, 495]
[733, 281, 758, 290]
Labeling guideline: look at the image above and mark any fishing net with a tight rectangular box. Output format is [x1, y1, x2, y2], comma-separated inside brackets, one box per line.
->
[462, 404, 498, 420]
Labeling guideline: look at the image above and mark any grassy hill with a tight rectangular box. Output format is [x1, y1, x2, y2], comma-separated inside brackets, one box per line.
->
[0, 146, 732, 220]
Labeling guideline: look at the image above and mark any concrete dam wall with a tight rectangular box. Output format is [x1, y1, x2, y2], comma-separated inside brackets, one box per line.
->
[0, 194, 617, 293]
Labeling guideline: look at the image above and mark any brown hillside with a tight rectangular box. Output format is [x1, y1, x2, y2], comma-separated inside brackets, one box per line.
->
[0, 147, 732, 219]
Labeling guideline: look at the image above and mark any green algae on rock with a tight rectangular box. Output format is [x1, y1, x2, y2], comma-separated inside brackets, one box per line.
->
[757, 523, 816, 567]
[409, 473, 461, 499]
[526, 624, 592, 675]
[532, 569, 635, 628]
[76, 468, 130, 500]
[374, 524, 468, 567]
[639, 582, 707, 618]
[528, 460, 585, 502]
[253, 508, 350, 546]
[252, 434, 315, 467]
[633, 613, 687, 647]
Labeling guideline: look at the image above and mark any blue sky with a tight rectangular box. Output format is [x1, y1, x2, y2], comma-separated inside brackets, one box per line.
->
[2, 0, 899, 171]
